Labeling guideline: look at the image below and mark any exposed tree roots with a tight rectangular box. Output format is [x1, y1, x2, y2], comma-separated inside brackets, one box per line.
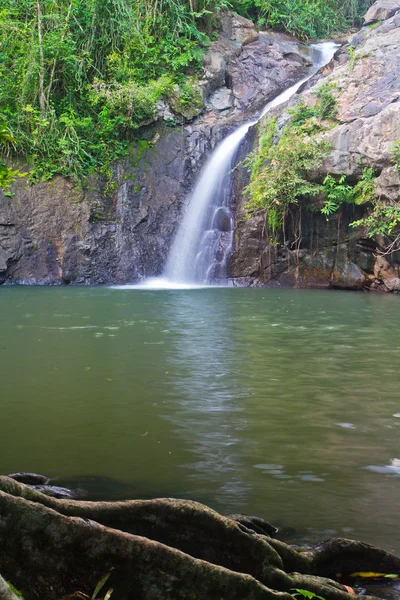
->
[0, 477, 398, 600]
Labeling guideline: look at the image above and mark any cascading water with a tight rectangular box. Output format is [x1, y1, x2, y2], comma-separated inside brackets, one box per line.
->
[164, 122, 251, 284]
[159, 42, 338, 287]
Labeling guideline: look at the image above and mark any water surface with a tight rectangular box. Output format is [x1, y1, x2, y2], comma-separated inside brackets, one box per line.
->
[1, 287, 400, 552]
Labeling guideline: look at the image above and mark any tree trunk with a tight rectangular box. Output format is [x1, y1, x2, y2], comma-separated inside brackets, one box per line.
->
[37, 0, 47, 115]
[0, 477, 397, 600]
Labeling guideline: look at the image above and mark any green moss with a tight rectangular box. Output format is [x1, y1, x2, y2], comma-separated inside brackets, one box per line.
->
[167, 80, 203, 119]
[7, 582, 24, 598]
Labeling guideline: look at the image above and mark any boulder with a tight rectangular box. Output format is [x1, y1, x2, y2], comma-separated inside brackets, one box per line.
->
[364, 0, 400, 24]
[207, 87, 234, 111]
[8, 472, 50, 485]
[220, 11, 258, 46]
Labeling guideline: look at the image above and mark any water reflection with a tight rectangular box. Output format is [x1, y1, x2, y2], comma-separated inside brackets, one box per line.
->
[162, 291, 253, 510]
[0, 287, 400, 552]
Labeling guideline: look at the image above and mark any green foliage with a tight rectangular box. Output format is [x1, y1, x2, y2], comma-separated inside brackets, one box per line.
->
[244, 116, 330, 236]
[245, 84, 378, 243]
[350, 164, 398, 245]
[0, 122, 25, 190]
[392, 142, 400, 173]
[321, 168, 376, 216]
[6, 582, 24, 598]
[351, 203, 400, 237]
[230, 0, 374, 40]
[352, 167, 376, 204]
[347, 46, 371, 70]
[0, 0, 229, 182]
[315, 82, 338, 120]
[321, 173, 353, 215]
[286, 83, 338, 139]
[291, 589, 325, 600]
[348, 45, 356, 70]
[244, 83, 344, 236]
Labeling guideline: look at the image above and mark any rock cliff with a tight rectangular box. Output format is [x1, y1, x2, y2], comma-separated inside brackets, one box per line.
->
[232, 0, 400, 291]
[0, 12, 309, 285]
[2, 3, 399, 289]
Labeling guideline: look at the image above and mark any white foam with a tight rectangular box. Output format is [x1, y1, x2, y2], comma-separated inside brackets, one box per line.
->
[111, 277, 211, 291]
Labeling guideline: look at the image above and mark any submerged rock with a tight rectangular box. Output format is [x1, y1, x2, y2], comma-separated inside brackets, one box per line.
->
[8, 472, 50, 485]
[8, 472, 85, 499]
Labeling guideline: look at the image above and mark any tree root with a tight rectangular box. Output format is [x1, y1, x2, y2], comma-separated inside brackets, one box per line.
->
[0, 477, 398, 600]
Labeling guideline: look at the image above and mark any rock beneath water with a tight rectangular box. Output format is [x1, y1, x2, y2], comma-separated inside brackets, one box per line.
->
[212, 207, 232, 232]
[229, 514, 279, 537]
[32, 484, 85, 499]
[8, 472, 50, 485]
[332, 246, 366, 289]
[364, 0, 400, 24]
[8, 472, 85, 499]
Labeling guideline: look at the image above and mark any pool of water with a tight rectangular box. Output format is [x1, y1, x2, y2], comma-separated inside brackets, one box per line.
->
[1, 286, 400, 552]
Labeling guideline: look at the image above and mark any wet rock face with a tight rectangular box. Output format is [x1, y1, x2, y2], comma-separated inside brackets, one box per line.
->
[227, 32, 309, 115]
[232, 4, 400, 292]
[0, 11, 310, 285]
[0, 125, 210, 284]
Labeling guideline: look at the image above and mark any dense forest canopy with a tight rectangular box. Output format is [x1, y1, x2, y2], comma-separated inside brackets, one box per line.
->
[0, 0, 373, 182]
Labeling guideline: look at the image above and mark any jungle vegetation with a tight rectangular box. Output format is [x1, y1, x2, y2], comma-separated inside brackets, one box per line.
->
[0, 0, 373, 183]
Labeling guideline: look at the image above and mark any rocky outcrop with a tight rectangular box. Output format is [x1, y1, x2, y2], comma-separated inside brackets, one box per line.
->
[364, 0, 400, 24]
[232, 2, 400, 291]
[204, 15, 311, 117]
[0, 11, 310, 285]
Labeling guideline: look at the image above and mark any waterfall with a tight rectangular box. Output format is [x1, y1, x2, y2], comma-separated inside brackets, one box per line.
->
[157, 42, 338, 288]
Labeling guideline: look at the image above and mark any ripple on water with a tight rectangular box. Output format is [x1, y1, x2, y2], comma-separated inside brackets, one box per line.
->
[254, 464, 326, 482]
[364, 458, 400, 476]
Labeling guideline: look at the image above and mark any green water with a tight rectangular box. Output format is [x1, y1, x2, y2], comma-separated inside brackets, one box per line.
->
[1, 286, 400, 552]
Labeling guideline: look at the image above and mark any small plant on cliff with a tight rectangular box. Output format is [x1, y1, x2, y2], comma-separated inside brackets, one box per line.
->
[348, 46, 356, 70]
[286, 84, 338, 138]
[392, 142, 400, 173]
[321, 174, 353, 215]
[0, 123, 25, 191]
[351, 203, 400, 251]
[315, 82, 339, 120]
[321, 168, 376, 216]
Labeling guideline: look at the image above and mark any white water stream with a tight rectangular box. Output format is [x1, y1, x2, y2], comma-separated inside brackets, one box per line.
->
[141, 42, 338, 289]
